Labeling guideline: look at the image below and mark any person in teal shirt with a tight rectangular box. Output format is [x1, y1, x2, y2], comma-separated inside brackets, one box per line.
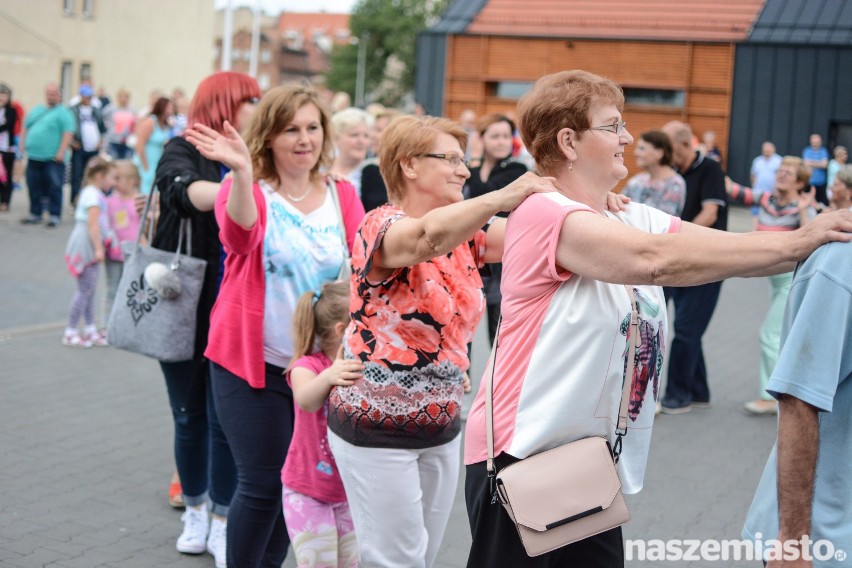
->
[22, 82, 74, 226]
[743, 240, 852, 567]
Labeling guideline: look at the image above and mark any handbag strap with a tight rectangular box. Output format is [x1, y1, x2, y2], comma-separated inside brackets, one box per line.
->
[485, 285, 641, 484]
[327, 177, 350, 260]
[133, 177, 193, 264]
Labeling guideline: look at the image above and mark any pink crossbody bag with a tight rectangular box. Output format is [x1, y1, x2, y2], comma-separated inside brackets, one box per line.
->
[485, 286, 640, 557]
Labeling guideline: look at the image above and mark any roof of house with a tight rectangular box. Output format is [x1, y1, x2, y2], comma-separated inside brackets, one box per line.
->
[748, 0, 852, 44]
[464, 0, 766, 42]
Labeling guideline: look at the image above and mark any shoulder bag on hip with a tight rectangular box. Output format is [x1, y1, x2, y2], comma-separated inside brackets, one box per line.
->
[106, 182, 207, 362]
[485, 286, 640, 557]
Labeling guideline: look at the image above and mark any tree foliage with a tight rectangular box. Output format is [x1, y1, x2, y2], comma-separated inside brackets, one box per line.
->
[326, 0, 450, 106]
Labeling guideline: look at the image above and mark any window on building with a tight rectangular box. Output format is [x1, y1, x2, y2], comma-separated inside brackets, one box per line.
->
[623, 88, 684, 108]
[487, 81, 534, 100]
[80, 63, 92, 83]
[261, 50, 272, 63]
[83, 0, 94, 18]
[63, 0, 74, 15]
[60, 61, 73, 102]
[259, 73, 271, 91]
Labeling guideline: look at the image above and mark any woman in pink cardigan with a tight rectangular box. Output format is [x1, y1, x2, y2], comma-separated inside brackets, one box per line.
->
[186, 84, 364, 568]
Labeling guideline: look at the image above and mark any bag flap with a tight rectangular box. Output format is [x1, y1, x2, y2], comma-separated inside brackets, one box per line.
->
[496, 437, 621, 532]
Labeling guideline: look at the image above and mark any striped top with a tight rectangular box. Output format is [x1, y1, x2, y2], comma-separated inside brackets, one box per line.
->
[728, 183, 815, 231]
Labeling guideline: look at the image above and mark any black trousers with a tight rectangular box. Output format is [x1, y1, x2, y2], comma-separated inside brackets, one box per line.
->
[211, 362, 294, 568]
[465, 453, 625, 567]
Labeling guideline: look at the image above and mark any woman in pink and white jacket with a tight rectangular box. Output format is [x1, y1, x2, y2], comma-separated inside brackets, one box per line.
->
[186, 84, 364, 568]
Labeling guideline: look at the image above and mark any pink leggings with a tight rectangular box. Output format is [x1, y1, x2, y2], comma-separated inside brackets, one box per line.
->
[282, 485, 358, 568]
[68, 264, 99, 329]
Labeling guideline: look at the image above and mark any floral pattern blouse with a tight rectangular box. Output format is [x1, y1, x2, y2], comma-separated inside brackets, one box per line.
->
[328, 204, 487, 449]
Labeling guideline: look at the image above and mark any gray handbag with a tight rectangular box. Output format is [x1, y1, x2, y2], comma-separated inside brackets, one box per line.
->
[106, 185, 207, 362]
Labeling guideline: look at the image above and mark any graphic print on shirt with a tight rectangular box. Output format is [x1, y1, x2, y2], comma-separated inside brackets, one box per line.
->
[315, 403, 335, 476]
[619, 287, 664, 421]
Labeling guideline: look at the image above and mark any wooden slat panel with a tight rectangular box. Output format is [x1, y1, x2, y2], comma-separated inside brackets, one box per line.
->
[689, 44, 733, 89]
[447, 79, 483, 101]
[448, 35, 484, 79]
[548, 40, 690, 88]
[485, 37, 552, 79]
[687, 91, 730, 115]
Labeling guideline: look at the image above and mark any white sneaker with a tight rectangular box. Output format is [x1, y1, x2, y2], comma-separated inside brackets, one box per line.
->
[206, 517, 227, 568]
[177, 503, 209, 554]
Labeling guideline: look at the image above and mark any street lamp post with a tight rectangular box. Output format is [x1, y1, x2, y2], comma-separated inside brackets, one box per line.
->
[355, 32, 370, 107]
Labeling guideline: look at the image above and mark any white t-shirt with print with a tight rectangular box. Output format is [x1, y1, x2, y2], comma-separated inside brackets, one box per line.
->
[464, 192, 681, 494]
[260, 181, 346, 367]
[78, 106, 101, 151]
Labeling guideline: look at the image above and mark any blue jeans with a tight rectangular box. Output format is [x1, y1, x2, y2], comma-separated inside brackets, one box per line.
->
[108, 142, 132, 160]
[211, 361, 294, 568]
[70, 149, 99, 206]
[25, 159, 64, 218]
[662, 281, 723, 407]
[160, 359, 236, 515]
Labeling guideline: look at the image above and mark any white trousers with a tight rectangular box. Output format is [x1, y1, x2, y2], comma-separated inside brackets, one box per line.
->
[327, 430, 460, 568]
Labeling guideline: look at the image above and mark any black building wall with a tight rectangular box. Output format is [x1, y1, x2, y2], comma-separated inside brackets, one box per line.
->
[728, 46, 852, 184]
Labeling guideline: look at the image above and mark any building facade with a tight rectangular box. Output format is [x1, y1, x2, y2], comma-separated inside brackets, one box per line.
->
[416, 0, 767, 178]
[0, 0, 215, 110]
[727, 0, 852, 183]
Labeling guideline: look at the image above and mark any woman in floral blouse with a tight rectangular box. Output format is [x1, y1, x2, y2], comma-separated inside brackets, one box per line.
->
[325, 115, 555, 567]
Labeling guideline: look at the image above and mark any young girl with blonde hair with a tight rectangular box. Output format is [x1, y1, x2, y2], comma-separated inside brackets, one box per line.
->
[63, 157, 118, 347]
[283, 280, 361, 568]
[104, 160, 142, 314]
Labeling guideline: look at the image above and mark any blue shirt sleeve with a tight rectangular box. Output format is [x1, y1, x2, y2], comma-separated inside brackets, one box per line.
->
[766, 257, 852, 412]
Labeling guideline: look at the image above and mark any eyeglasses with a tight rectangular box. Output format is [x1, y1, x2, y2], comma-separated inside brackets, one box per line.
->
[420, 153, 470, 168]
[589, 121, 628, 136]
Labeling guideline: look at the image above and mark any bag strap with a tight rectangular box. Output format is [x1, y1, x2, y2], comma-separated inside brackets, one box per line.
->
[133, 177, 192, 263]
[485, 285, 641, 489]
[327, 177, 351, 261]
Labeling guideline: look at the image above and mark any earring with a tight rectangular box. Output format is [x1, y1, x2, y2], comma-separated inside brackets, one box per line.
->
[568, 159, 574, 171]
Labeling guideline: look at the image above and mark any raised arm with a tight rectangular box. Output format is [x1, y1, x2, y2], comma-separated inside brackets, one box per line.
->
[555, 209, 852, 286]
[186, 121, 255, 229]
[373, 172, 555, 273]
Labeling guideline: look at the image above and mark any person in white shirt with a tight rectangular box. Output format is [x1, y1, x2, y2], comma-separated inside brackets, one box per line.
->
[69, 85, 106, 206]
[751, 141, 783, 193]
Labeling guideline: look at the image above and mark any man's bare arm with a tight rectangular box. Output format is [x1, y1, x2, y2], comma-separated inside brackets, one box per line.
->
[776, 394, 819, 543]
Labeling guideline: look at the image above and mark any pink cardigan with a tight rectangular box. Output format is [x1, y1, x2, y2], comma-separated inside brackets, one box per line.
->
[205, 176, 365, 388]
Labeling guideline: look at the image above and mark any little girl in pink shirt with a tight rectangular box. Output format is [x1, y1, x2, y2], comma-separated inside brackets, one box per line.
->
[104, 160, 141, 314]
[283, 280, 361, 568]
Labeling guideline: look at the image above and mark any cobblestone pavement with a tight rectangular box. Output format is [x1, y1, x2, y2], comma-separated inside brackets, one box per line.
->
[1, 188, 778, 567]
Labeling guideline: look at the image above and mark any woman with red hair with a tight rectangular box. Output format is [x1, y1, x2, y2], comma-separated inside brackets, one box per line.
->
[150, 71, 261, 568]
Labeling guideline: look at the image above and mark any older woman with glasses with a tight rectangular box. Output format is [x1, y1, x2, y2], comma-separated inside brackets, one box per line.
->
[323, 114, 557, 568]
[726, 157, 817, 415]
[462, 70, 852, 567]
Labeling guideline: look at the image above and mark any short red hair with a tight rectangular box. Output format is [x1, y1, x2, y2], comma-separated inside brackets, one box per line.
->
[186, 72, 261, 133]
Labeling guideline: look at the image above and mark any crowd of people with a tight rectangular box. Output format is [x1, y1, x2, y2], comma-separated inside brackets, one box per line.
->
[5, 67, 852, 568]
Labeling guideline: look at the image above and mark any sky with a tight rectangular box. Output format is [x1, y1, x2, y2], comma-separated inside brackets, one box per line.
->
[214, 0, 356, 14]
